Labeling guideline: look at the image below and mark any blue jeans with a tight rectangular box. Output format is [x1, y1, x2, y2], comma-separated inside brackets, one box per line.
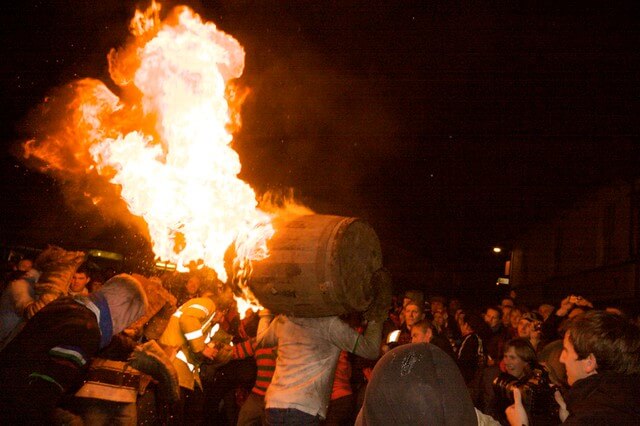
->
[265, 408, 321, 425]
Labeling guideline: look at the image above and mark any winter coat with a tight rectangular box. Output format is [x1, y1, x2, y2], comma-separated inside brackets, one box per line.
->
[0, 297, 102, 425]
[563, 372, 640, 425]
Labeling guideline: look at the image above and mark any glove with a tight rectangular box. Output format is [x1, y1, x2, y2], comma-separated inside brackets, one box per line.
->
[363, 268, 393, 323]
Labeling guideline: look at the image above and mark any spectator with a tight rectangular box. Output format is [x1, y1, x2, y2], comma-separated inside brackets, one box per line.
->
[516, 311, 545, 352]
[502, 338, 536, 385]
[484, 306, 510, 366]
[397, 289, 424, 327]
[0, 274, 148, 424]
[537, 339, 567, 389]
[403, 289, 425, 310]
[506, 310, 640, 425]
[432, 308, 447, 334]
[500, 297, 515, 328]
[481, 338, 537, 423]
[411, 318, 456, 359]
[393, 300, 425, 347]
[429, 295, 446, 315]
[506, 306, 522, 338]
[537, 303, 554, 321]
[540, 295, 593, 343]
[457, 312, 487, 385]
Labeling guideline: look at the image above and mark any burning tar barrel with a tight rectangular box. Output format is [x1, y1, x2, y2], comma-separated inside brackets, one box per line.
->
[233, 214, 383, 317]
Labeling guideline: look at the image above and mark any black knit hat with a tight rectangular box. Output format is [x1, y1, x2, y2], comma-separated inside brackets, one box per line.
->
[356, 343, 477, 425]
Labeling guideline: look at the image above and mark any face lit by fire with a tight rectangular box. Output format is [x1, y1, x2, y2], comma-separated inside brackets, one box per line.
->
[517, 318, 533, 338]
[70, 272, 90, 293]
[484, 308, 501, 329]
[411, 326, 433, 343]
[404, 303, 424, 328]
[509, 308, 522, 329]
[560, 331, 597, 386]
[185, 276, 201, 295]
[432, 311, 445, 330]
[430, 300, 445, 313]
[503, 346, 528, 379]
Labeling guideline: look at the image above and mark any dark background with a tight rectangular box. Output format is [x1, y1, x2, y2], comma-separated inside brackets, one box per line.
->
[1, 1, 639, 300]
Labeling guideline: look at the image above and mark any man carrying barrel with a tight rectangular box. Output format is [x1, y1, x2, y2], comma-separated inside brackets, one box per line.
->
[254, 268, 392, 425]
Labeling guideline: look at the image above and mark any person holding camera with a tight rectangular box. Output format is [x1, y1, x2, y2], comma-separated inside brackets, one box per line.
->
[540, 295, 593, 344]
[506, 310, 640, 425]
[482, 338, 556, 425]
[517, 312, 546, 353]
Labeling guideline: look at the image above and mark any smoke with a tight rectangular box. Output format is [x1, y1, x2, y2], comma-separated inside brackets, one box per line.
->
[209, 2, 400, 215]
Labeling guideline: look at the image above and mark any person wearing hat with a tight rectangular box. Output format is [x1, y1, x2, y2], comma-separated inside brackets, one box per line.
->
[517, 311, 545, 352]
[355, 342, 500, 425]
[0, 273, 148, 424]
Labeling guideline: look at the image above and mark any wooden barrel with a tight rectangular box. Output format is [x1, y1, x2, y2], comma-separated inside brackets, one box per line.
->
[238, 214, 383, 317]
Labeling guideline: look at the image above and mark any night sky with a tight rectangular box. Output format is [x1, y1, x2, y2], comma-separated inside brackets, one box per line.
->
[1, 1, 639, 296]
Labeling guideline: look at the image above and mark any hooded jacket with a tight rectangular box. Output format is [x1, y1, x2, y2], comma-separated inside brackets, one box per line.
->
[356, 342, 477, 425]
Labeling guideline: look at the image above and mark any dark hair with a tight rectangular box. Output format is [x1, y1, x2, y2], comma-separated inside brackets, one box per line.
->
[75, 263, 92, 277]
[462, 311, 486, 334]
[567, 310, 640, 375]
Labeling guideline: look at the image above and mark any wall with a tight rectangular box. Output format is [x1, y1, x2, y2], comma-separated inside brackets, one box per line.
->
[510, 180, 639, 303]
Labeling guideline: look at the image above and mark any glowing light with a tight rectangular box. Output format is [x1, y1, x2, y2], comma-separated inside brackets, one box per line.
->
[23, 3, 273, 313]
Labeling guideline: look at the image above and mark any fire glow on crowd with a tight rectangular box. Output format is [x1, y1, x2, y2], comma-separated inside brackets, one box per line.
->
[22, 1, 275, 313]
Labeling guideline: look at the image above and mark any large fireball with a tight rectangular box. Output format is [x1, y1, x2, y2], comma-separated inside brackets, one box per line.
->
[24, 2, 274, 290]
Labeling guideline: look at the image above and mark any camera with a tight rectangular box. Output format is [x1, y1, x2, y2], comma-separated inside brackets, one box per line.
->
[493, 365, 558, 424]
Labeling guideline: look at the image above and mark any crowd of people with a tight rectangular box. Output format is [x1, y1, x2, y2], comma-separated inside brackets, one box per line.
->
[0, 246, 639, 425]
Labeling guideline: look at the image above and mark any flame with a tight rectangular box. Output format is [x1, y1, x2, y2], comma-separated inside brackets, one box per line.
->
[23, 2, 273, 307]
